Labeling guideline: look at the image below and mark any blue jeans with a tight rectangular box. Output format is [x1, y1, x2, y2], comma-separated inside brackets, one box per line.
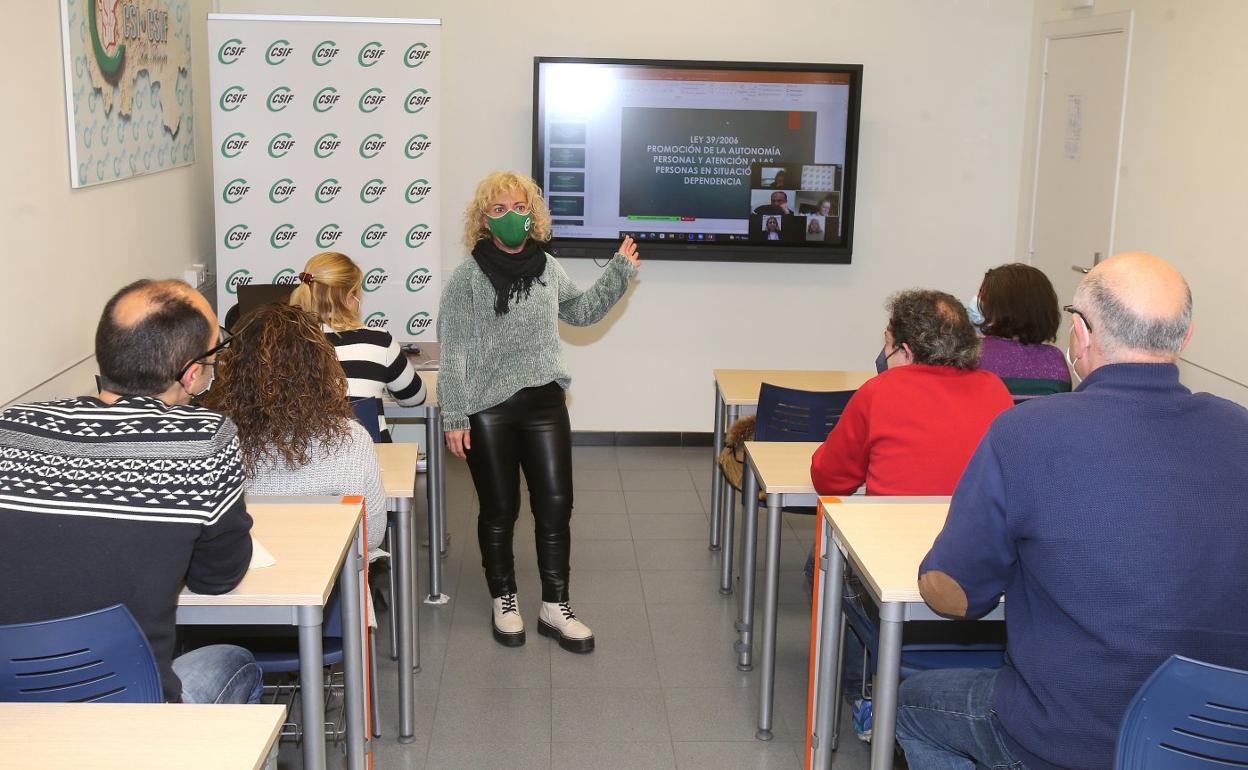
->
[172, 644, 263, 704]
[896, 668, 1024, 770]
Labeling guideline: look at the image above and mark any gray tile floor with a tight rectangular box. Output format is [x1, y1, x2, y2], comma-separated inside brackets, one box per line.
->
[278, 446, 871, 769]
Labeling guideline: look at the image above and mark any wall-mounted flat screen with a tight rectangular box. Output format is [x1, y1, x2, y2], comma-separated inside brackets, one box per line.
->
[533, 57, 863, 264]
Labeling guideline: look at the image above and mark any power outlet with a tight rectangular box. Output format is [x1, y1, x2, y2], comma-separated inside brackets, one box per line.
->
[183, 263, 208, 290]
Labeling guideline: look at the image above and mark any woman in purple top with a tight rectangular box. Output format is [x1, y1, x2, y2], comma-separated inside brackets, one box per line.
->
[975, 263, 1072, 397]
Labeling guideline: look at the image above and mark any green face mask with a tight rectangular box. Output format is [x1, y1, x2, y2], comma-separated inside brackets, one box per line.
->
[486, 210, 533, 248]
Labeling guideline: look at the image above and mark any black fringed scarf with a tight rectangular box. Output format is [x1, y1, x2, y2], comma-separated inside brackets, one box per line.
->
[471, 238, 548, 315]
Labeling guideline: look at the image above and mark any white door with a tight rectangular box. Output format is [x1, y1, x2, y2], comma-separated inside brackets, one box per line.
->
[1028, 12, 1133, 323]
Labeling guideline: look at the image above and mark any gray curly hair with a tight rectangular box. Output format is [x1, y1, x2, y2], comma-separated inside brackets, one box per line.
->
[886, 289, 981, 370]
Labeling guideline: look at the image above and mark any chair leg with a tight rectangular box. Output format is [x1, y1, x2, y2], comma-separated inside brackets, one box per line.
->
[369, 630, 382, 739]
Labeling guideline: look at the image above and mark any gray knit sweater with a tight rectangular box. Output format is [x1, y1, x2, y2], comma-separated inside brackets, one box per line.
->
[244, 420, 387, 557]
[437, 252, 637, 430]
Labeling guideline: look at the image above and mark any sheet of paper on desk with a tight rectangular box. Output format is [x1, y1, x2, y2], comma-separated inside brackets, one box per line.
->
[249, 537, 276, 569]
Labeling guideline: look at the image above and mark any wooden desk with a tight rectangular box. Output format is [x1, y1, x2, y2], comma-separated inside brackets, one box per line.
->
[708, 370, 874, 554]
[383, 371, 451, 604]
[0, 703, 285, 770]
[807, 502, 1003, 770]
[405, 342, 440, 371]
[374, 442, 422, 742]
[177, 502, 366, 770]
[736, 441, 822, 742]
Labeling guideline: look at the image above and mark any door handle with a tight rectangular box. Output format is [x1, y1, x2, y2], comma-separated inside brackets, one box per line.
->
[1072, 252, 1104, 274]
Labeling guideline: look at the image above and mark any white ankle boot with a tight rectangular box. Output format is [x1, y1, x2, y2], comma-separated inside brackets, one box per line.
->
[538, 601, 595, 653]
[492, 593, 525, 647]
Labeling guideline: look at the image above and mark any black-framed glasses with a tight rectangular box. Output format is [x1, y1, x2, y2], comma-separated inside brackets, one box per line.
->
[1063, 305, 1092, 332]
[176, 326, 233, 383]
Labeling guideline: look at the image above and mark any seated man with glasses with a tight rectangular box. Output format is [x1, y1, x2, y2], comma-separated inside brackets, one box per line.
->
[899, 253, 1248, 769]
[0, 279, 260, 705]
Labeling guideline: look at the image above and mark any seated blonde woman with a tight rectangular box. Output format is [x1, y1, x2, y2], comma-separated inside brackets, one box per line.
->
[290, 251, 425, 440]
[206, 303, 386, 558]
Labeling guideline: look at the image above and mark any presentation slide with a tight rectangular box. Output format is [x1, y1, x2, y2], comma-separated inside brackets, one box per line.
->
[538, 63, 851, 247]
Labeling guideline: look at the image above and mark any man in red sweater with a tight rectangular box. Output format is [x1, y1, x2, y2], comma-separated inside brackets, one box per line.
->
[811, 289, 1013, 496]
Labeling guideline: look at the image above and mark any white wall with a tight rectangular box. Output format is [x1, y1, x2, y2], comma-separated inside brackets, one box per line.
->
[210, 0, 1036, 431]
[1020, 0, 1248, 406]
[0, 0, 218, 406]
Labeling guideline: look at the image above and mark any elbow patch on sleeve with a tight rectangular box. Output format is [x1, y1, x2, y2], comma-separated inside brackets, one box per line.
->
[918, 570, 969, 618]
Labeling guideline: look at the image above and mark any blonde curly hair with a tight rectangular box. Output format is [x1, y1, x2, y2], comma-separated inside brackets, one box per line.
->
[461, 171, 552, 250]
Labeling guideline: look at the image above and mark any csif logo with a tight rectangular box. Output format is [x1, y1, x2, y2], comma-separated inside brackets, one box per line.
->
[268, 178, 297, 204]
[222, 178, 250, 204]
[272, 267, 301, 285]
[226, 268, 253, 294]
[404, 88, 432, 114]
[359, 133, 386, 159]
[314, 133, 341, 159]
[270, 224, 298, 249]
[267, 132, 295, 158]
[404, 133, 432, 159]
[267, 86, 294, 111]
[406, 312, 433, 336]
[316, 223, 343, 247]
[358, 87, 386, 113]
[360, 178, 387, 204]
[362, 268, 388, 292]
[364, 311, 389, 330]
[405, 224, 432, 248]
[312, 40, 339, 66]
[360, 223, 388, 248]
[265, 39, 293, 65]
[358, 41, 386, 67]
[405, 179, 431, 204]
[221, 131, 248, 158]
[219, 85, 247, 111]
[224, 225, 251, 250]
[313, 86, 341, 112]
[217, 38, 246, 64]
[404, 42, 430, 68]
[315, 178, 342, 203]
[406, 267, 432, 292]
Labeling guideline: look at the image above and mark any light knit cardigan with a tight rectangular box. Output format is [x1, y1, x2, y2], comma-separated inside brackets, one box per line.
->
[437, 251, 637, 430]
[244, 420, 387, 559]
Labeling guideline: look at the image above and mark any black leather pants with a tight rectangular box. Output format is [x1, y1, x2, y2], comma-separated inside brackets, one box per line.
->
[466, 382, 573, 603]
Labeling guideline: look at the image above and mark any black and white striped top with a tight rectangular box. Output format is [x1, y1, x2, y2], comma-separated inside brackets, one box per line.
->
[323, 325, 426, 408]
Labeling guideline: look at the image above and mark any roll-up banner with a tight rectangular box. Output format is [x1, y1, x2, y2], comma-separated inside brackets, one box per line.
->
[208, 14, 441, 341]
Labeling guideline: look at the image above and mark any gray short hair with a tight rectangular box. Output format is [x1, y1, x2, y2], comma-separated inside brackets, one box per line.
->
[1075, 273, 1192, 356]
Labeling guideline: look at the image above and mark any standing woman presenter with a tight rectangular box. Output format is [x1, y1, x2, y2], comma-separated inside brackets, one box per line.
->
[438, 171, 639, 652]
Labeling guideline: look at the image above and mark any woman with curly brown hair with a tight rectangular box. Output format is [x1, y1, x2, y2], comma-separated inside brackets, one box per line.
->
[205, 302, 386, 557]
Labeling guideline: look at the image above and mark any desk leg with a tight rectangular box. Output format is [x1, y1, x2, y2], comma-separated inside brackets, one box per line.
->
[870, 602, 904, 770]
[426, 407, 449, 604]
[709, 384, 726, 551]
[719, 482, 737, 595]
[433, 408, 449, 559]
[734, 464, 760, 671]
[718, 404, 740, 555]
[394, 497, 418, 742]
[755, 493, 783, 740]
[340, 531, 367, 770]
[812, 527, 846, 770]
[296, 606, 326, 770]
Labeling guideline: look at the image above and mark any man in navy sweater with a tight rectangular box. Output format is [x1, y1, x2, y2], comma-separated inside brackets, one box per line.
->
[896, 253, 1248, 769]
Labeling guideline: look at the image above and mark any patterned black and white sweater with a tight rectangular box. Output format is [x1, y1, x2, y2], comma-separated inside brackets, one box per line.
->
[0, 395, 253, 702]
